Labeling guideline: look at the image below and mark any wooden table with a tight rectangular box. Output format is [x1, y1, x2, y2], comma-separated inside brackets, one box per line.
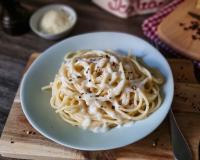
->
[0, 0, 179, 159]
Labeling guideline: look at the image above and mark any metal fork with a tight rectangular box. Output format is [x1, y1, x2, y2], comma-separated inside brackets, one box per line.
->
[169, 110, 193, 160]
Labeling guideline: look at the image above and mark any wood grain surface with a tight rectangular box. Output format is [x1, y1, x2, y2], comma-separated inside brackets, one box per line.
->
[0, 54, 199, 160]
[157, 0, 200, 60]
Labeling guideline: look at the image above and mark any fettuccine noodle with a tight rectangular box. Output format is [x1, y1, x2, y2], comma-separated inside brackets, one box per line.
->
[42, 50, 164, 132]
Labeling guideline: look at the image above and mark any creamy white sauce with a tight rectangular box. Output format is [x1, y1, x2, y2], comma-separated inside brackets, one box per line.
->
[81, 117, 91, 129]
[91, 123, 108, 133]
[89, 105, 97, 114]
[95, 112, 102, 120]
[123, 121, 134, 127]
[60, 76, 67, 87]
[106, 110, 117, 119]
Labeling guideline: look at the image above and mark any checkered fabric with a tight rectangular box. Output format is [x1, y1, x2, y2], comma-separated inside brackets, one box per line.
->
[142, 0, 183, 54]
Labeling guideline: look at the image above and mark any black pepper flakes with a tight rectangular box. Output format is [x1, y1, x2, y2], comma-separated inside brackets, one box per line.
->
[192, 35, 197, 40]
[190, 24, 198, 30]
[191, 21, 198, 25]
[179, 22, 185, 26]
[10, 140, 14, 144]
[180, 19, 200, 40]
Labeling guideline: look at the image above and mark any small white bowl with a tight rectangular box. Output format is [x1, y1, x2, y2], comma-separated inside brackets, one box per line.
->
[30, 4, 77, 40]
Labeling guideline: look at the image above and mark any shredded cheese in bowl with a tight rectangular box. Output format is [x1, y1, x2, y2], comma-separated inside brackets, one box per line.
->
[40, 9, 72, 34]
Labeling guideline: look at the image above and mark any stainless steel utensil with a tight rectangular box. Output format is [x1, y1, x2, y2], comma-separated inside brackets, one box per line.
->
[169, 109, 193, 160]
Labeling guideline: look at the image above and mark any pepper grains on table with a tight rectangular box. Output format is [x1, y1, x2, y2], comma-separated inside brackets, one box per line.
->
[179, 20, 200, 40]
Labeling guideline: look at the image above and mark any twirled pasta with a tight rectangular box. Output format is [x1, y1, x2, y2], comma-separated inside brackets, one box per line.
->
[42, 50, 164, 132]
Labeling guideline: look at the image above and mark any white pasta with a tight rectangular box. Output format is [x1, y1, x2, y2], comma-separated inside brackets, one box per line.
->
[42, 50, 164, 132]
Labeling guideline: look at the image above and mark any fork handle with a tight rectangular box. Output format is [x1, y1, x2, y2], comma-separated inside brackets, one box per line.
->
[169, 109, 193, 160]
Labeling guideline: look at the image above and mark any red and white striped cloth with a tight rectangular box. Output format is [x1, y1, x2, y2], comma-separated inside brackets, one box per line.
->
[142, 0, 183, 54]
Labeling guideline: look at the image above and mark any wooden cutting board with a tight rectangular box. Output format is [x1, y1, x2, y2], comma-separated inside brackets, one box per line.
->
[0, 53, 199, 160]
[158, 0, 200, 61]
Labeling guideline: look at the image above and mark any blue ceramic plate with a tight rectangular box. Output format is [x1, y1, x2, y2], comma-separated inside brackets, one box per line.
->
[20, 32, 174, 150]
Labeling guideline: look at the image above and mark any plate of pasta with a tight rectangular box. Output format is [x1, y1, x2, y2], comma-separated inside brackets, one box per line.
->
[21, 32, 174, 150]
